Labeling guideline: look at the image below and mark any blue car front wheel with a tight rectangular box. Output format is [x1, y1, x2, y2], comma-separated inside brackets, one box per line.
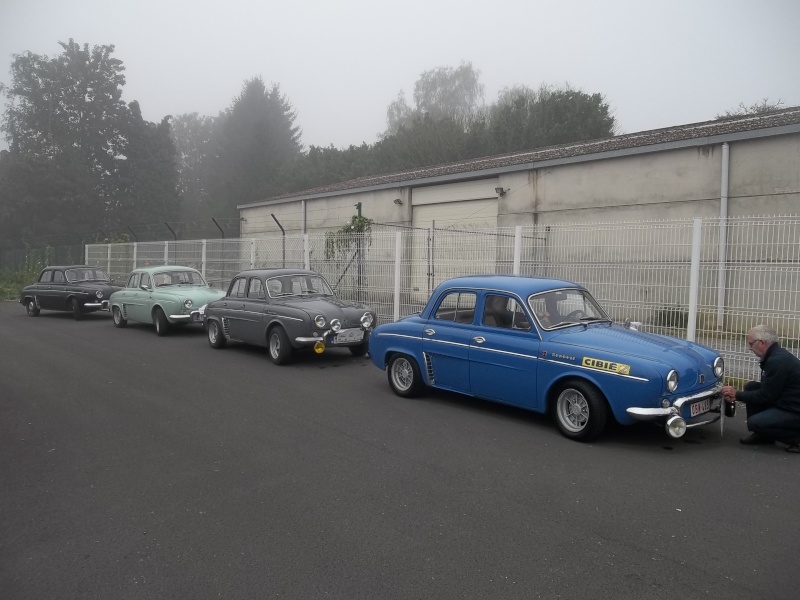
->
[554, 381, 609, 442]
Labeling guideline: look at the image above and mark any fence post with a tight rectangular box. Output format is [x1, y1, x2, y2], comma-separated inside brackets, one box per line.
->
[251, 239, 255, 268]
[394, 231, 402, 321]
[133, 242, 138, 269]
[687, 218, 702, 341]
[84, 244, 89, 264]
[303, 235, 310, 270]
[513, 226, 522, 275]
[164, 241, 169, 265]
[107, 244, 111, 274]
[201, 240, 207, 279]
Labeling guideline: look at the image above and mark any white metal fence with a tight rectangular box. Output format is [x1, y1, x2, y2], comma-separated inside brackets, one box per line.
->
[86, 216, 800, 383]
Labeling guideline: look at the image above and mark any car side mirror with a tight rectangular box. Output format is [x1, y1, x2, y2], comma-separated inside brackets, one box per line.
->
[623, 318, 641, 331]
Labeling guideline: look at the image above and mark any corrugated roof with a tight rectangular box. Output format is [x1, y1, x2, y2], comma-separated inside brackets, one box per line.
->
[253, 106, 800, 204]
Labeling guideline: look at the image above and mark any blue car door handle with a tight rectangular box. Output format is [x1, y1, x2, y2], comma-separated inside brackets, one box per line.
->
[424, 328, 435, 336]
[473, 337, 486, 344]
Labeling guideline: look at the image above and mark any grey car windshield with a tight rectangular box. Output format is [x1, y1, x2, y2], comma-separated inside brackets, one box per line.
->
[267, 274, 333, 298]
[528, 288, 610, 330]
[65, 268, 111, 282]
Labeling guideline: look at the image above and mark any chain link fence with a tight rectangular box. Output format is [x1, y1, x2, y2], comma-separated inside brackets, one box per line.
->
[80, 216, 800, 383]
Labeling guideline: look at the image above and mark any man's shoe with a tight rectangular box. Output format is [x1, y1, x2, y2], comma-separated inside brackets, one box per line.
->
[785, 444, 800, 454]
[739, 432, 774, 445]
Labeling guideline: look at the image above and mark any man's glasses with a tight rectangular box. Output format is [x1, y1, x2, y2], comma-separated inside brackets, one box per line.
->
[748, 339, 762, 348]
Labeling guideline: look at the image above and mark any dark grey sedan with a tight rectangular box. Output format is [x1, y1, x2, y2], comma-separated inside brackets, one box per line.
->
[202, 269, 376, 365]
[19, 265, 123, 320]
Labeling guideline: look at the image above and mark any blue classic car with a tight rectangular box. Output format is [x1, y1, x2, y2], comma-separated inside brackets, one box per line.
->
[369, 275, 730, 441]
[109, 265, 225, 336]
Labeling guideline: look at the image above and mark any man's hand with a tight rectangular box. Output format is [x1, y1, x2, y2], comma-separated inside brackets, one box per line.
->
[721, 385, 737, 402]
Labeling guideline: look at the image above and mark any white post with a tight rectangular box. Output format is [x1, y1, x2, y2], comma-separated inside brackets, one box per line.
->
[513, 225, 522, 275]
[687, 218, 702, 342]
[84, 244, 89, 264]
[250, 239, 256, 268]
[164, 241, 169, 265]
[107, 244, 111, 274]
[201, 240, 207, 279]
[303, 234, 310, 270]
[394, 231, 402, 321]
[133, 242, 138, 269]
[716, 142, 730, 329]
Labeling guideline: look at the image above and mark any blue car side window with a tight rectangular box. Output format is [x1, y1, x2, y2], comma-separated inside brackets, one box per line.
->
[434, 292, 476, 324]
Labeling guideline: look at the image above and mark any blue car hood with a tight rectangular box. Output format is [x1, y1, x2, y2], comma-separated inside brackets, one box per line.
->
[549, 323, 715, 370]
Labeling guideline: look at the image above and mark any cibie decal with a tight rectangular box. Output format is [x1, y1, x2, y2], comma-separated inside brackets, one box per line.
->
[582, 357, 631, 375]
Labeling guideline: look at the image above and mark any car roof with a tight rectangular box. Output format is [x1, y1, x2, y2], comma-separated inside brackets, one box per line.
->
[434, 274, 584, 296]
[131, 265, 200, 274]
[43, 265, 102, 270]
[234, 268, 321, 278]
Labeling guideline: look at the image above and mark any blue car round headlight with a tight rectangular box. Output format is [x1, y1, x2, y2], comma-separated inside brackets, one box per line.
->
[713, 356, 724, 379]
[184, 299, 193, 309]
[666, 369, 679, 393]
[315, 315, 326, 328]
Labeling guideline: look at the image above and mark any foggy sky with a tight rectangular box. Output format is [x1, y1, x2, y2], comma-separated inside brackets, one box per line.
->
[1, 0, 799, 152]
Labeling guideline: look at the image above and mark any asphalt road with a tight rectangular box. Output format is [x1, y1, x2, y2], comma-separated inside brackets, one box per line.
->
[1, 301, 798, 600]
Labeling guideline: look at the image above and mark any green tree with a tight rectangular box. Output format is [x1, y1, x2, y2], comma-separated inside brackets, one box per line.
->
[0, 40, 130, 238]
[206, 78, 302, 217]
[487, 84, 617, 153]
[385, 62, 485, 135]
[113, 101, 180, 227]
[171, 112, 219, 221]
[716, 98, 785, 119]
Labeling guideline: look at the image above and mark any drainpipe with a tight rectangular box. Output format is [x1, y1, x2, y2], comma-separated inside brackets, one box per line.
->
[716, 142, 730, 329]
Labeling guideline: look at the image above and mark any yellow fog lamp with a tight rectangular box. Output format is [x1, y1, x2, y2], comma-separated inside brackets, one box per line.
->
[314, 341, 326, 354]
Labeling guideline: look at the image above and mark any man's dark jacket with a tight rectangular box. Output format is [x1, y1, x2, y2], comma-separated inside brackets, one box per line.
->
[738, 343, 800, 413]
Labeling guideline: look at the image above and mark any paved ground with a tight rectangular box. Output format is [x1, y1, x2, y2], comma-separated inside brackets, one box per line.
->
[1, 301, 798, 600]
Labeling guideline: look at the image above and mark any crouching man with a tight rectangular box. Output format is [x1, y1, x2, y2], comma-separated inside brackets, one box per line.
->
[722, 324, 800, 453]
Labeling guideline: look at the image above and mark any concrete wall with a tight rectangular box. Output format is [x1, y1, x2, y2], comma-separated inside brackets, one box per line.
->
[240, 132, 800, 235]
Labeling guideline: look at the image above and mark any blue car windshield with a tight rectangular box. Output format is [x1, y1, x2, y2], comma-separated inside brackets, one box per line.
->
[528, 288, 611, 330]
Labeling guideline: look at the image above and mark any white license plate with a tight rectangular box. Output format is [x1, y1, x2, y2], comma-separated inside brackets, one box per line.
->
[333, 328, 364, 344]
[690, 399, 711, 417]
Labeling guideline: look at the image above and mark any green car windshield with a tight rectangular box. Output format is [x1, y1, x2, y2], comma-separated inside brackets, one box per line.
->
[153, 270, 206, 287]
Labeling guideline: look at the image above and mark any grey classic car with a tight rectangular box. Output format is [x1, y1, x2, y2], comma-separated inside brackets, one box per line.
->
[19, 265, 123, 320]
[202, 268, 376, 364]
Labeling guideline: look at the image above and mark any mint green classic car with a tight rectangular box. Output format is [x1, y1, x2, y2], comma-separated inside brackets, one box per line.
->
[109, 265, 225, 336]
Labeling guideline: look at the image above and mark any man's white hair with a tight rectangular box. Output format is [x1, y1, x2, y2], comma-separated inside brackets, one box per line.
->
[749, 324, 779, 345]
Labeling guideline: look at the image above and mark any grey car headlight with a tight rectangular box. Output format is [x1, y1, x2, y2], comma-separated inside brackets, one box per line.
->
[330, 319, 342, 332]
[666, 369, 679, 393]
[315, 315, 326, 328]
[95, 290, 103, 298]
[184, 299, 193, 309]
[361, 312, 374, 328]
[713, 357, 724, 379]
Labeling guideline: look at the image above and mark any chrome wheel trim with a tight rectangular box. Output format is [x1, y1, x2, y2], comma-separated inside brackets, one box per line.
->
[390, 357, 414, 392]
[557, 388, 590, 433]
[269, 333, 281, 358]
[209, 321, 219, 344]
